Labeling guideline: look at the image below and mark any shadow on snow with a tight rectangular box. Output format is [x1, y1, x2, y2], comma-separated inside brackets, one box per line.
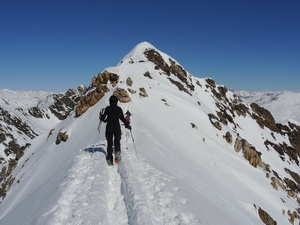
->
[83, 144, 107, 156]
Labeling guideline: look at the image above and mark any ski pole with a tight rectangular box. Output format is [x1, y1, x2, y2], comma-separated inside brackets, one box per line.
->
[98, 108, 105, 133]
[130, 129, 139, 161]
[97, 120, 102, 133]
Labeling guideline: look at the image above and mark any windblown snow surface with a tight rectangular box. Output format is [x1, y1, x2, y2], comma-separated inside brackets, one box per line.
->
[0, 42, 299, 225]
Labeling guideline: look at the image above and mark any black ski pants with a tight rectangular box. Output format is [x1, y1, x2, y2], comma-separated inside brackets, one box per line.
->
[105, 130, 121, 160]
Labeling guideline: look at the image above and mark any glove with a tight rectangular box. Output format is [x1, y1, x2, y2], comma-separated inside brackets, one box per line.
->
[99, 108, 105, 122]
[125, 121, 132, 130]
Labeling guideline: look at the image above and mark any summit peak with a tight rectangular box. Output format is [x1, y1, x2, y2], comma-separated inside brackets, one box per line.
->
[118, 41, 158, 65]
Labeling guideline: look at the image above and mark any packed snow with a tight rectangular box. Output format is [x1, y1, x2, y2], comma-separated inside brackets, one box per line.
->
[0, 42, 299, 225]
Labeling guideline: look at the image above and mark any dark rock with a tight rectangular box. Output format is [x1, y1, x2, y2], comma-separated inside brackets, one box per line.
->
[258, 207, 277, 225]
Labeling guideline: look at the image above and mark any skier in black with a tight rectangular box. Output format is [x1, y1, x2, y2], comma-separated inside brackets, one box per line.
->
[100, 95, 131, 165]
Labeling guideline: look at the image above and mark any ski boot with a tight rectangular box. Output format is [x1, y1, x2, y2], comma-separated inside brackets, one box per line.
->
[115, 151, 121, 164]
[106, 157, 113, 166]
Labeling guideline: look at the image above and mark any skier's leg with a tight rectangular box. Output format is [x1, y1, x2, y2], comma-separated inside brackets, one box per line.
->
[106, 131, 113, 161]
[114, 131, 121, 163]
[114, 131, 121, 154]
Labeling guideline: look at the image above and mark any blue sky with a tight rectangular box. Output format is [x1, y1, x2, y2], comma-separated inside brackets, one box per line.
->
[1, 0, 299, 92]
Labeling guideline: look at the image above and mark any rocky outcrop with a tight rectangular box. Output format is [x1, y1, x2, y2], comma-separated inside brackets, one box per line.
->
[144, 49, 194, 95]
[0, 159, 17, 200]
[168, 78, 192, 96]
[144, 49, 170, 75]
[205, 78, 216, 88]
[250, 103, 279, 132]
[230, 101, 250, 117]
[0, 142, 30, 201]
[258, 207, 277, 225]
[170, 59, 194, 91]
[126, 77, 133, 86]
[127, 88, 137, 95]
[0, 106, 35, 169]
[208, 113, 222, 130]
[75, 86, 109, 117]
[28, 107, 44, 118]
[56, 132, 69, 145]
[75, 71, 119, 117]
[224, 131, 232, 144]
[264, 140, 299, 165]
[0, 107, 37, 139]
[143, 71, 153, 79]
[113, 88, 131, 103]
[92, 70, 119, 86]
[234, 138, 263, 168]
[287, 122, 300, 156]
[49, 86, 87, 120]
[138, 88, 147, 98]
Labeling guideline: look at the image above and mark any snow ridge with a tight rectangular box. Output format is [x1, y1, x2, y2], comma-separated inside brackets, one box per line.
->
[1, 42, 300, 225]
[36, 133, 200, 225]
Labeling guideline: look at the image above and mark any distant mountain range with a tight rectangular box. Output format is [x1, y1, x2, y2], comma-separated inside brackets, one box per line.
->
[235, 90, 300, 125]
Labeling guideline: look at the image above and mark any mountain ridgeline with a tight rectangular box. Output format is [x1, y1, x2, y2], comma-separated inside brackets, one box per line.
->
[0, 42, 300, 225]
[74, 42, 300, 224]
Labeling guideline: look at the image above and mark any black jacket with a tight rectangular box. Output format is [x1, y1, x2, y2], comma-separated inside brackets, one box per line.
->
[101, 104, 127, 133]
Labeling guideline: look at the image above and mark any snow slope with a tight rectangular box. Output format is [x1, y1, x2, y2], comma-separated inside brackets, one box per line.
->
[235, 90, 300, 125]
[0, 42, 299, 225]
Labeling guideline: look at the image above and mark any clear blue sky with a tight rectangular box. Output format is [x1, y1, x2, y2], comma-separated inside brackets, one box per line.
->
[1, 0, 299, 92]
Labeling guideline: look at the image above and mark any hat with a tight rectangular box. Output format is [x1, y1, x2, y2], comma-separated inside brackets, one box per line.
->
[109, 95, 118, 105]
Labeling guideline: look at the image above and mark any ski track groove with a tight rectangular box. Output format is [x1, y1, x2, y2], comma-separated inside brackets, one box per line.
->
[39, 135, 200, 225]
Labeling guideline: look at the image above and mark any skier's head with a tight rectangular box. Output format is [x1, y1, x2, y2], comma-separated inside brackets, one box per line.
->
[109, 95, 118, 105]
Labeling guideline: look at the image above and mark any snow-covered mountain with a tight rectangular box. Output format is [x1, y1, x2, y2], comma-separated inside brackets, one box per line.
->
[0, 86, 87, 199]
[235, 90, 300, 125]
[0, 42, 300, 225]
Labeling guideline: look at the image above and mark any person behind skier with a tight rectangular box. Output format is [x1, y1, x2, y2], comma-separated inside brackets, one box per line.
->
[100, 95, 131, 165]
[125, 110, 132, 125]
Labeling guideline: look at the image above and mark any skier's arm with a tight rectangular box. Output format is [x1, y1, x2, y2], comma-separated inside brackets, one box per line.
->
[119, 108, 131, 129]
[119, 108, 126, 124]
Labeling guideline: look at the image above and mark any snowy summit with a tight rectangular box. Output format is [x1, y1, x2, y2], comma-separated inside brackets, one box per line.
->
[0, 42, 300, 225]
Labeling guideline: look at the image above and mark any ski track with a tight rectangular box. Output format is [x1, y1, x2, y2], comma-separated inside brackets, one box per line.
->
[41, 144, 128, 225]
[119, 136, 201, 225]
[39, 136, 200, 225]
